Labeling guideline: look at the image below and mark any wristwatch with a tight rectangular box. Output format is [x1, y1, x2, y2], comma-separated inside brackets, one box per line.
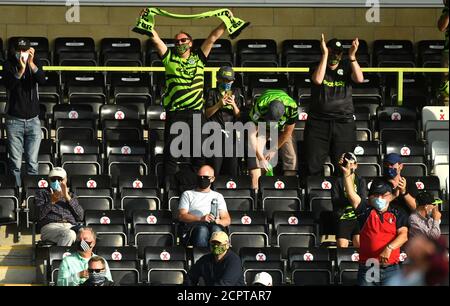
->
[387, 244, 394, 250]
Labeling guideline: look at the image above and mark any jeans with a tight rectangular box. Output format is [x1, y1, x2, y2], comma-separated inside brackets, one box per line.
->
[6, 115, 42, 186]
[358, 263, 400, 286]
[188, 223, 224, 248]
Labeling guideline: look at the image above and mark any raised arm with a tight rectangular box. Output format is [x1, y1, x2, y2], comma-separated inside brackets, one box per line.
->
[312, 34, 328, 85]
[438, 5, 449, 32]
[201, 23, 227, 58]
[150, 29, 168, 58]
[349, 38, 364, 84]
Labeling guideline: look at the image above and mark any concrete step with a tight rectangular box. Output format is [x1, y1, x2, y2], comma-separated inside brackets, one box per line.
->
[0, 245, 33, 266]
[0, 266, 37, 284]
[0, 283, 44, 286]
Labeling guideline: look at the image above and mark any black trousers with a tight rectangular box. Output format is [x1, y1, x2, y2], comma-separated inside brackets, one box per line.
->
[207, 131, 239, 177]
[163, 110, 206, 177]
[304, 117, 356, 177]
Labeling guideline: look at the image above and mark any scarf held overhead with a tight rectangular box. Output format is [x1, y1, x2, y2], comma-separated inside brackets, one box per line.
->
[133, 8, 250, 39]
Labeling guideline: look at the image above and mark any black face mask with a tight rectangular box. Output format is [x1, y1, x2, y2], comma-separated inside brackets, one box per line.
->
[383, 167, 398, 179]
[197, 176, 211, 190]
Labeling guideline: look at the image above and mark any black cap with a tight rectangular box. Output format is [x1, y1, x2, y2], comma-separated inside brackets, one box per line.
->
[266, 100, 285, 122]
[369, 178, 393, 196]
[15, 38, 31, 52]
[416, 191, 438, 206]
[327, 38, 343, 54]
[217, 66, 235, 81]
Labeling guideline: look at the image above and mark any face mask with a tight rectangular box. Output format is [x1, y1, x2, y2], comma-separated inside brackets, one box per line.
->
[175, 43, 190, 55]
[211, 244, 227, 256]
[328, 54, 341, 65]
[50, 180, 61, 192]
[197, 176, 211, 190]
[427, 207, 434, 218]
[76, 240, 92, 252]
[88, 271, 106, 284]
[219, 82, 233, 92]
[16, 52, 28, 62]
[383, 167, 398, 179]
[372, 197, 388, 211]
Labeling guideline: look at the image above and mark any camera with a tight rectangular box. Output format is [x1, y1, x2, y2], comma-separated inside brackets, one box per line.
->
[342, 152, 357, 167]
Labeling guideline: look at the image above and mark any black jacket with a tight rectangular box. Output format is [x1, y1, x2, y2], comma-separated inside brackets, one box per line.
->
[2, 57, 46, 119]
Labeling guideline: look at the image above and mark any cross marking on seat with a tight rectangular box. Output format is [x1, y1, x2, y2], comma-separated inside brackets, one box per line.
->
[304, 254, 313, 261]
[289, 217, 298, 225]
[402, 148, 410, 156]
[75, 147, 83, 154]
[257, 254, 266, 261]
[115, 111, 124, 120]
[122, 147, 130, 154]
[300, 113, 308, 120]
[323, 182, 330, 189]
[440, 114, 445, 120]
[112, 252, 122, 260]
[161, 252, 170, 260]
[227, 182, 235, 189]
[88, 180, 96, 188]
[399, 253, 407, 261]
[392, 113, 400, 120]
[416, 182, 424, 190]
[276, 182, 284, 189]
[148, 216, 156, 223]
[100, 216, 110, 224]
[39, 180, 47, 188]
[243, 217, 250, 224]
[133, 181, 142, 188]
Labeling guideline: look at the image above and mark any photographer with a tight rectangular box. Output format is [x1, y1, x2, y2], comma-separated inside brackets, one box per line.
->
[332, 152, 367, 248]
[178, 165, 231, 247]
[2, 38, 46, 186]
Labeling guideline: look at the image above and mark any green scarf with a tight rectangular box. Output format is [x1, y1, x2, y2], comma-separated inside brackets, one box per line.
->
[133, 8, 250, 39]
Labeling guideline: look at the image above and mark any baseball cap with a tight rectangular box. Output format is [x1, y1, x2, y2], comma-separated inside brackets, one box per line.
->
[384, 153, 402, 165]
[343, 152, 357, 163]
[210, 231, 229, 244]
[217, 66, 235, 81]
[49, 167, 67, 179]
[265, 100, 285, 122]
[15, 38, 31, 52]
[252, 272, 273, 286]
[368, 178, 393, 196]
[416, 192, 442, 206]
[327, 38, 343, 54]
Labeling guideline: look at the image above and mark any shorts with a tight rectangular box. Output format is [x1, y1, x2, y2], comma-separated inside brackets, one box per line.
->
[336, 219, 360, 240]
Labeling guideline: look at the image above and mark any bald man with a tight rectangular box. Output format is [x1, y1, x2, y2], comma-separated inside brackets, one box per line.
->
[178, 165, 231, 247]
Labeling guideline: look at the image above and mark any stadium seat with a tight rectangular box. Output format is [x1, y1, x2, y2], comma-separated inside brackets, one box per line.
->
[340, 39, 371, 67]
[383, 141, 428, 177]
[53, 104, 97, 141]
[248, 73, 289, 101]
[228, 211, 269, 253]
[45, 246, 74, 285]
[352, 73, 383, 107]
[377, 106, 419, 142]
[54, 37, 97, 66]
[193, 38, 233, 65]
[239, 247, 285, 285]
[273, 211, 318, 258]
[59, 139, 102, 175]
[236, 39, 278, 68]
[281, 39, 321, 68]
[288, 247, 333, 285]
[0, 175, 20, 227]
[132, 209, 175, 258]
[144, 246, 187, 285]
[258, 176, 303, 221]
[408, 176, 443, 200]
[100, 104, 143, 142]
[373, 40, 415, 68]
[8, 36, 51, 66]
[64, 72, 106, 116]
[94, 246, 141, 285]
[100, 38, 142, 67]
[70, 174, 114, 211]
[389, 74, 429, 107]
[422, 106, 449, 135]
[353, 141, 382, 177]
[85, 210, 128, 247]
[38, 71, 61, 114]
[336, 247, 360, 285]
[418, 40, 445, 68]
[213, 176, 255, 211]
[110, 72, 152, 116]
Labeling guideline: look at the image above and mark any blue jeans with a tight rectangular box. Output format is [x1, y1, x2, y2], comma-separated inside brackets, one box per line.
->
[6, 115, 42, 186]
[358, 263, 400, 286]
[189, 223, 224, 248]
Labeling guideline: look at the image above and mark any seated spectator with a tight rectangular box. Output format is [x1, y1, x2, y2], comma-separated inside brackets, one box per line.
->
[57, 227, 112, 286]
[178, 165, 231, 247]
[382, 153, 418, 215]
[408, 192, 442, 240]
[80, 256, 115, 286]
[252, 272, 273, 286]
[35, 167, 84, 246]
[332, 152, 367, 248]
[185, 231, 245, 286]
[355, 178, 408, 286]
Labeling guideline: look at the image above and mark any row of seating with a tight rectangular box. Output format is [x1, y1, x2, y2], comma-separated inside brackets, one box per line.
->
[0, 37, 445, 69]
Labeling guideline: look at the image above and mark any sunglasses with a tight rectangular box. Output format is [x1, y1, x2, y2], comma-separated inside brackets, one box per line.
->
[49, 177, 63, 182]
[88, 268, 104, 273]
[175, 37, 190, 44]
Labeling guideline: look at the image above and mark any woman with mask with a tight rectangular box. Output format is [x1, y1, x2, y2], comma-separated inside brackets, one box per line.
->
[353, 178, 409, 286]
[178, 165, 231, 247]
[408, 192, 442, 240]
[2, 38, 46, 187]
[205, 66, 242, 176]
[304, 34, 364, 178]
[35, 167, 84, 246]
[185, 231, 245, 286]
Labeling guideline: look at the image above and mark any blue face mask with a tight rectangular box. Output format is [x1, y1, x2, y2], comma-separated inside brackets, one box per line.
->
[50, 180, 61, 192]
[383, 167, 398, 179]
[219, 82, 232, 92]
[372, 197, 388, 211]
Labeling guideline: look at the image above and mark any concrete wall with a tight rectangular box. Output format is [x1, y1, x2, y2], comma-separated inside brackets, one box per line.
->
[0, 6, 445, 50]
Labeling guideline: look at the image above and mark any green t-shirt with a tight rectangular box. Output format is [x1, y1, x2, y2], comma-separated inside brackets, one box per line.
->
[162, 48, 207, 111]
[249, 89, 298, 130]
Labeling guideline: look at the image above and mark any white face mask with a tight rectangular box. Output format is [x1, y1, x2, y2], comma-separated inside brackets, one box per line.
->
[16, 51, 29, 63]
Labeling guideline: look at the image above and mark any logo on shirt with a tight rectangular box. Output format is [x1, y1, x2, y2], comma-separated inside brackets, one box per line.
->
[337, 69, 344, 76]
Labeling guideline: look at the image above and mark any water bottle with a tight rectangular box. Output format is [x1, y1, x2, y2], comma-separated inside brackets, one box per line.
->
[210, 198, 218, 218]
[265, 163, 274, 176]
